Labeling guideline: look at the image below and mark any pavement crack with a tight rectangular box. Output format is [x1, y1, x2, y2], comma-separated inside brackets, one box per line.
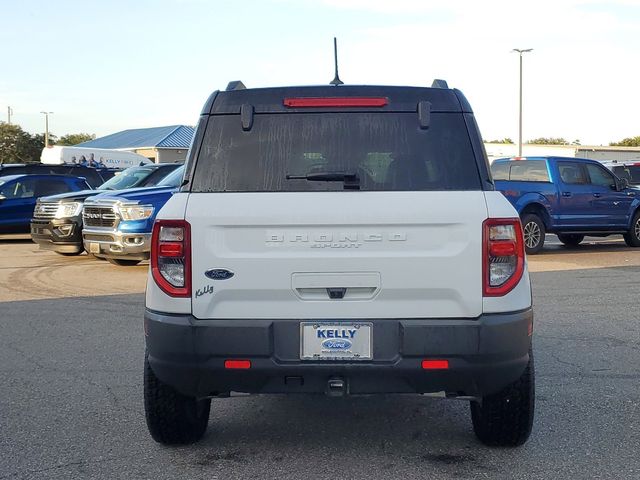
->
[550, 352, 582, 369]
[0, 456, 116, 479]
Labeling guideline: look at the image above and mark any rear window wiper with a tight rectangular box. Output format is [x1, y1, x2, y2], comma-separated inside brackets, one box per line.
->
[285, 171, 360, 190]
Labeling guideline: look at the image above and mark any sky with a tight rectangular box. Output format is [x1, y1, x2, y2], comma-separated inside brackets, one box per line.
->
[1, 0, 639, 146]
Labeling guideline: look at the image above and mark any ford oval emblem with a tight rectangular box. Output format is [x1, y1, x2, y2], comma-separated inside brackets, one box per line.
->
[322, 339, 352, 350]
[205, 269, 235, 280]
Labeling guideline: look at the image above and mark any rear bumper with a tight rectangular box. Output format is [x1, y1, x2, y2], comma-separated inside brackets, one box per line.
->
[30, 218, 83, 253]
[82, 227, 151, 260]
[145, 308, 533, 398]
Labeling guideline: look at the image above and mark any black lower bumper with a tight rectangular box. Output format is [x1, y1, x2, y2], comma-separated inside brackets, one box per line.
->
[30, 218, 83, 254]
[145, 309, 533, 398]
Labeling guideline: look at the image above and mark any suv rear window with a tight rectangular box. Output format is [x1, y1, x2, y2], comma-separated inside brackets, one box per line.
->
[191, 113, 481, 192]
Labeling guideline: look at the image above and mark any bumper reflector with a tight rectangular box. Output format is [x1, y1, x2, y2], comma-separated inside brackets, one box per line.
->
[421, 359, 449, 370]
[224, 359, 251, 370]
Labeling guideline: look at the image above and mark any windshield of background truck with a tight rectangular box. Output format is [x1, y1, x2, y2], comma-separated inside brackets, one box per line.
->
[99, 166, 155, 190]
[191, 113, 481, 192]
[612, 165, 640, 185]
[157, 165, 185, 187]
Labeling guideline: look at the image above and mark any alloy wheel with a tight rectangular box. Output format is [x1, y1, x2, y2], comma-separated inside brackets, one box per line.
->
[524, 221, 541, 249]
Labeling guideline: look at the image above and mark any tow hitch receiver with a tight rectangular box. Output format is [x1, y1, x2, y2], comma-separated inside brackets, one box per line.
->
[326, 377, 347, 396]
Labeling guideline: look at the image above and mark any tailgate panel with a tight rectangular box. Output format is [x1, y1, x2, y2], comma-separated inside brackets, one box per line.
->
[187, 191, 487, 319]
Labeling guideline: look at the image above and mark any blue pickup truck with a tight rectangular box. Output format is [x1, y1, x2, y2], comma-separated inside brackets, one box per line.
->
[80, 166, 183, 265]
[491, 156, 640, 253]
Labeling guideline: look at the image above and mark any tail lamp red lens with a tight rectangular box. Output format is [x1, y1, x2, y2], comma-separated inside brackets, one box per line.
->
[224, 359, 251, 370]
[151, 220, 191, 297]
[284, 97, 388, 108]
[421, 359, 449, 370]
[158, 242, 183, 257]
[489, 241, 516, 257]
[483, 218, 525, 297]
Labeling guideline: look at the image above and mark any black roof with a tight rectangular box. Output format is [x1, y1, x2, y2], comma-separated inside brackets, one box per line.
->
[0, 163, 116, 172]
[0, 173, 89, 182]
[202, 85, 471, 115]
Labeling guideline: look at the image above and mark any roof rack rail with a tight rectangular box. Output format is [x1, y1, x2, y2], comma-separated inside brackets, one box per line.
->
[226, 81, 246, 91]
[431, 79, 449, 89]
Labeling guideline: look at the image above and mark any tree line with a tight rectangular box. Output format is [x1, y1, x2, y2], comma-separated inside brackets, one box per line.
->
[0, 122, 95, 164]
[487, 136, 640, 147]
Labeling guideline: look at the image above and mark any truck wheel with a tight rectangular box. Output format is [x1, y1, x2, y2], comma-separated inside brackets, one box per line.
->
[521, 214, 545, 254]
[107, 258, 141, 266]
[470, 349, 535, 447]
[623, 211, 640, 247]
[144, 353, 211, 445]
[557, 234, 584, 247]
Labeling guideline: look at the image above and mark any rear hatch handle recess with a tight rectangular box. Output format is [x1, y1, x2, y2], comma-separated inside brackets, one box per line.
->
[286, 172, 360, 190]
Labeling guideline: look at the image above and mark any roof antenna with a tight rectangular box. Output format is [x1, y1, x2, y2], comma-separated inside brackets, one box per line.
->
[330, 37, 344, 86]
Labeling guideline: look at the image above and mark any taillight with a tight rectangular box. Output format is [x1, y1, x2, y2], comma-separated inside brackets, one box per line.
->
[151, 220, 191, 297]
[483, 218, 525, 297]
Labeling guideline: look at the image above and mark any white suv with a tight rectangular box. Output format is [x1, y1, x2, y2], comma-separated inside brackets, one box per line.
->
[143, 81, 534, 447]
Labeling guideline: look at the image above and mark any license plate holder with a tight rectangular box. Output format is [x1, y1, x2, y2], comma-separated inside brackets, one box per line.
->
[89, 242, 100, 254]
[300, 322, 372, 360]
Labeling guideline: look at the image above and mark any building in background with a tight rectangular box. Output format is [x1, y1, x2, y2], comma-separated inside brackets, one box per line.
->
[574, 146, 640, 163]
[77, 125, 194, 163]
[485, 143, 640, 164]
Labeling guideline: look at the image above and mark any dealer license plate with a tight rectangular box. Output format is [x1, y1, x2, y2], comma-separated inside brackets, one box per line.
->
[300, 322, 372, 360]
[89, 242, 100, 254]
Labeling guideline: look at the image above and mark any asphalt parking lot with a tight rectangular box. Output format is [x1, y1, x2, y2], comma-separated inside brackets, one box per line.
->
[1, 236, 639, 479]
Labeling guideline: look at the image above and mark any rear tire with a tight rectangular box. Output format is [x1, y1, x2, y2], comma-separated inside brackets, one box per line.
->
[623, 211, 640, 247]
[557, 234, 584, 247]
[107, 258, 141, 266]
[470, 349, 535, 447]
[471, 350, 535, 447]
[144, 353, 211, 445]
[521, 214, 545, 254]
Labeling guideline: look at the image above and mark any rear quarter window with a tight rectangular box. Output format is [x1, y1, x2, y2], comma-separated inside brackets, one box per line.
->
[191, 112, 482, 192]
[508, 161, 549, 182]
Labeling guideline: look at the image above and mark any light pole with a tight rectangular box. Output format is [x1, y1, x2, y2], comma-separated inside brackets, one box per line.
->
[40, 111, 54, 147]
[7, 106, 12, 124]
[513, 48, 533, 157]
